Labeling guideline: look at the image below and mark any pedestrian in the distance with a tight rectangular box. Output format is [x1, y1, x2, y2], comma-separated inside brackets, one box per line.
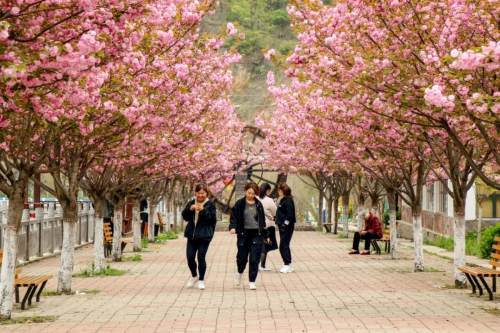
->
[276, 183, 296, 273]
[182, 183, 217, 290]
[257, 183, 278, 271]
[229, 182, 268, 290]
[349, 210, 382, 255]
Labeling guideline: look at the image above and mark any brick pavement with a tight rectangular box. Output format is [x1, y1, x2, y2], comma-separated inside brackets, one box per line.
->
[3, 232, 499, 333]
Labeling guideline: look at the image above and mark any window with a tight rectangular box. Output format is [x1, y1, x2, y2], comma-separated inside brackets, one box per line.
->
[439, 182, 448, 214]
[426, 184, 434, 211]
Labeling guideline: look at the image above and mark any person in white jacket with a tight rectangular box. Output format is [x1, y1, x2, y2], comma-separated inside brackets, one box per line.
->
[257, 183, 278, 271]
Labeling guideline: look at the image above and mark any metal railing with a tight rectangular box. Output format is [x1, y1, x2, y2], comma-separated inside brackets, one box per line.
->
[0, 201, 95, 263]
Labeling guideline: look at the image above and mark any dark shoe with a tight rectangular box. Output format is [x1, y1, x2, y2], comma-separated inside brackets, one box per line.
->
[360, 251, 370, 255]
[348, 250, 360, 255]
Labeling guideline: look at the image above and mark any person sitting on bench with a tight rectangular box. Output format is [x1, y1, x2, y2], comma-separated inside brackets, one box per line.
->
[349, 211, 383, 255]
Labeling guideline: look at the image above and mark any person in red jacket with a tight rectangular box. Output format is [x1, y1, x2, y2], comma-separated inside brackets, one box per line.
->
[349, 211, 383, 255]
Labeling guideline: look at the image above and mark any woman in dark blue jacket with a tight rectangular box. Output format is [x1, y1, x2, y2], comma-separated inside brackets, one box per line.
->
[276, 183, 296, 273]
[229, 182, 267, 290]
[182, 183, 217, 290]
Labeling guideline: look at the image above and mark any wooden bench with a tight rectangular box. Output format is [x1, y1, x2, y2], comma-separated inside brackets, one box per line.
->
[459, 236, 500, 300]
[372, 232, 390, 255]
[103, 222, 130, 256]
[103, 222, 113, 257]
[0, 251, 50, 310]
[157, 212, 167, 233]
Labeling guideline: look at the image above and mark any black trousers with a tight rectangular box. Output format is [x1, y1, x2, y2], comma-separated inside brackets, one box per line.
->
[279, 224, 294, 265]
[186, 238, 211, 280]
[352, 231, 380, 251]
[261, 226, 278, 268]
[236, 229, 263, 282]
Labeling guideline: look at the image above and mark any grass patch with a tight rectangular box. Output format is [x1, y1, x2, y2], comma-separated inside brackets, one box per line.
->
[141, 238, 149, 248]
[440, 284, 458, 289]
[0, 315, 57, 325]
[424, 236, 454, 251]
[74, 265, 127, 278]
[76, 289, 100, 295]
[41, 290, 73, 297]
[122, 254, 142, 262]
[423, 249, 454, 263]
[155, 231, 178, 243]
[481, 307, 500, 316]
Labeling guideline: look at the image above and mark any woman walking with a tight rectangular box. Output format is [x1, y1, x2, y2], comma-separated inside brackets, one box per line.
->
[182, 183, 217, 290]
[229, 182, 267, 290]
[258, 183, 278, 271]
[276, 183, 296, 273]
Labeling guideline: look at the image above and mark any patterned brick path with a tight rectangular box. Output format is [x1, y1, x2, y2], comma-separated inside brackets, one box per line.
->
[4, 232, 499, 332]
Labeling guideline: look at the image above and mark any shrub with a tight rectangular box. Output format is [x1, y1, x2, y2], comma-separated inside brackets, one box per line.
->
[465, 232, 480, 257]
[479, 224, 500, 259]
[424, 236, 454, 251]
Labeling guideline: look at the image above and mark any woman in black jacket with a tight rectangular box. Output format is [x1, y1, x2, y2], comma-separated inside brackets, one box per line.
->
[276, 183, 296, 274]
[229, 182, 267, 290]
[182, 183, 217, 290]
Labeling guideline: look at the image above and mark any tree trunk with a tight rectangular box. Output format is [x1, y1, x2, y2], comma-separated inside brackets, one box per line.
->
[412, 207, 424, 272]
[453, 208, 467, 288]
[0, 188, 25, 319]
[356, 193, 366, 231]
[326, 197, 333, 233]
[477, 202, 482, 244]
[332, 198, 339, 234]
[318, 190, 324, 225]
[132, 201, 142, 252]
[173, 201, 178, 232]
[93, 198, 106, 272]
[112, 203, 124, 261]
[387, 190, 398, 259]
[148, 200, 156, 242]
[57, 205, 77, 293]
[342, 192, 350, 238]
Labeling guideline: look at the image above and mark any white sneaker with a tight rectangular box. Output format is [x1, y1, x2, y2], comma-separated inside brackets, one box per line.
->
[280, 265, 293, 273]
[198, 280, 205, 290]
[259, 265, 271, 271]
[234, 273, 243, 287]
[186, 276, 198, 288]
[249, 282, 257, 290]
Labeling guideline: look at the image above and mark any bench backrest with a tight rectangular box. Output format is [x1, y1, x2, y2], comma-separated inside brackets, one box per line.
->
[157, 212, 166, 226]
[103, 223, 113, 242]
[492, 236, 500, 271]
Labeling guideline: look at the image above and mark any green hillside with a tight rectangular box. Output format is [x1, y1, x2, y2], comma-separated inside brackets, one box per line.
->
[203, 0, 296, 122]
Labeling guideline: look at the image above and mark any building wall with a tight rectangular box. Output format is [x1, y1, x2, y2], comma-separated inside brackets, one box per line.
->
[400, 181, 499, 239]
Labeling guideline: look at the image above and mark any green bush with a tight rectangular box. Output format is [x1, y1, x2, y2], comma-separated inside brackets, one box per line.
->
[74, 265, 127, 278]
[465, 232, 480, 256]
[479, 224, 500, 259]
[155, 231, 178, 243]
[425, 236, 454, 251]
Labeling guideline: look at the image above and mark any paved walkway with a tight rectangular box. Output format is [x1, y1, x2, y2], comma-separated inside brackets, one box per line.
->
[4, 232, 500, 333]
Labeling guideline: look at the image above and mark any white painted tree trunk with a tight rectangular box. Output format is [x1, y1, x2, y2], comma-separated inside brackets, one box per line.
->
[173, 202, 178, 232]
[148, 201, 156, 242]
[356, 205, 367, 232]
[412, 212, 424, 272]
[453, 212, 467, 287]
[112, 206, 123, 261]
[477, 204, 482, 244]
[57, 210, 77, 293]
[132, 203, 142, 252]
[0, 227, 18, 319]
[93, 215, 105, 272]
[342, 203, 349, 238]
[389, 210, 398, 259]
[91, 198, 106, 272]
